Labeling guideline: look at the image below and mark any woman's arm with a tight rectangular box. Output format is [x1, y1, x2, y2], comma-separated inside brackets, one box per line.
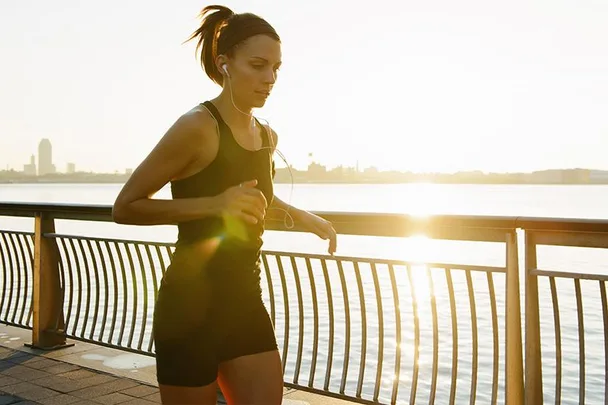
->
[112, 111, 218, 226]
[265, 126, 337, 254]
[114, 109, 267, 227]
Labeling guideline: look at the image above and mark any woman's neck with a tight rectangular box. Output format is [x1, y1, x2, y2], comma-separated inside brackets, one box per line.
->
[212, 91, 255, 131]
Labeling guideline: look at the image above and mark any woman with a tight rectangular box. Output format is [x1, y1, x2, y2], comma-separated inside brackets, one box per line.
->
[112, 4, 337, 405]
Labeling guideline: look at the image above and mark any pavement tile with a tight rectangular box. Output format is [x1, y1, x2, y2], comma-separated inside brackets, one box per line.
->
[70, 379, 140, 400]
[0, 382, 37, 395]
[0, 377, 20, 388]
[57, 370, 97, 381]
[118, 386, 157, 398]
[43, 364, 80, 375]
[90, 392, 132, 404]
[141, 393, 160, 403]
[36, 394, 82, 405]
[12, 385, 58, 401]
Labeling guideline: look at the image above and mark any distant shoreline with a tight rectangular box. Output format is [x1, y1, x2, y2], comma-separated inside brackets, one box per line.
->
[2, 179, 608, 186]
[2, 167, 608, 185]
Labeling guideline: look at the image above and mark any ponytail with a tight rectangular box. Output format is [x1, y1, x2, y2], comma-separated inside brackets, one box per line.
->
[186, 5, 234, 85]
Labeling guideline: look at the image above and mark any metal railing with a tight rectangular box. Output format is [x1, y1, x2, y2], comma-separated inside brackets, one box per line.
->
[2, 202, 607, 403]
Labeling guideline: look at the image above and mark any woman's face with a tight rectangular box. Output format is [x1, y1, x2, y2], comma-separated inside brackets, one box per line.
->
[223, 34, 282, 108]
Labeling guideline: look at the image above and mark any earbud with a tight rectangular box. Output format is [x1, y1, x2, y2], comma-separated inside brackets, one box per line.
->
[222, 64, 230, 78]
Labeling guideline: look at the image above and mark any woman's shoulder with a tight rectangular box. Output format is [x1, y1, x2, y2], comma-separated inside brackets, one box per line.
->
[166, 103, 219, 145]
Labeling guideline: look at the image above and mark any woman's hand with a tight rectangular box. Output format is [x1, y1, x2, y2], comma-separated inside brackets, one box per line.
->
[213, 179, 268, 224]
[297, 211, 337, 255]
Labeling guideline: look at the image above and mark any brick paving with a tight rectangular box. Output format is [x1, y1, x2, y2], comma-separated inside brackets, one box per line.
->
[0, 347, 162, 405]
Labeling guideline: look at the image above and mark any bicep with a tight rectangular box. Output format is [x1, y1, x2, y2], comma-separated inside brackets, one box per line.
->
[115, 117, 202, 204]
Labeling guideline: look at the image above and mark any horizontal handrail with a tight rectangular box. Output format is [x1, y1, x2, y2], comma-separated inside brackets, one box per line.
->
[4, 201, 608, 239]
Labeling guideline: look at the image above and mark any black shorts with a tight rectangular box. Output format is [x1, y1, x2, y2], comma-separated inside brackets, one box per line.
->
[153, 270, 278, 387]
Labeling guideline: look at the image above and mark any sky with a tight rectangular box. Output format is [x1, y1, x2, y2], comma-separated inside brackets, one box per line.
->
[1, 0, 607, 174]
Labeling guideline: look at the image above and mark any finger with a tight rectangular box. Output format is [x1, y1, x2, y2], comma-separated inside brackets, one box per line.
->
[328, 230, 337, 255]
[241, 188, 268, 210]
[238, 199, 265, 222]
[240, 195, 266, 216]
[237, 211, 259, 224]
[239, 179, 258, 188]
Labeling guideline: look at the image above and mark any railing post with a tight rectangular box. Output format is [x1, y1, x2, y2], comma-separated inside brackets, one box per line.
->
[505, 230, 524, 404]
[525, 231, 543, 404]
[27, 213, 71, 350]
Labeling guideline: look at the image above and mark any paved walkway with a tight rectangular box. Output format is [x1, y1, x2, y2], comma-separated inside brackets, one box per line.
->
[0, 345, 161, 405]
[0, 324, 354, 405]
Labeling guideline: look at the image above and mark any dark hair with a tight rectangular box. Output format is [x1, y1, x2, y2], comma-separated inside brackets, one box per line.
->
[186, 5, 280, 85]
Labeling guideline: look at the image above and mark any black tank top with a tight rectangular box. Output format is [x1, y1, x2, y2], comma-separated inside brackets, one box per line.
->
[170, 101, 275, 274]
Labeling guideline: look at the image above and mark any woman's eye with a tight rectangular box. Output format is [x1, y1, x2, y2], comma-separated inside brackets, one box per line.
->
[252, 65, 264, 70]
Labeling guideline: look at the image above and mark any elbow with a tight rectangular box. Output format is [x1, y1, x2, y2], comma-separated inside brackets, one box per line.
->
[111, 204, 126, 225]
[112, 199, 132, 225]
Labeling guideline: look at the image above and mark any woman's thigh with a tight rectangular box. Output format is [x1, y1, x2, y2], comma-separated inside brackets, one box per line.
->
[218, 350, 283, 405]
[159, 382, 219, 405]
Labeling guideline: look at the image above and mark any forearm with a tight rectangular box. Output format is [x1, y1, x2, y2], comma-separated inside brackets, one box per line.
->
[113, 197, 218, 226]
[268, 196, 304, 222]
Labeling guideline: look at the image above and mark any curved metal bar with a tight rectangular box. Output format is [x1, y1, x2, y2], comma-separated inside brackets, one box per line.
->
[446, 268, 458, 405]
[428, 268, 439, 405]
[487, 272, 499, 405]
[94, 240, 110, 342]
[24, 234, 35, 327]
[0, 233, 9, 320]
[322, 259, 335, 392]
[466, 271, 478, 405]
[124, 242, 138, 349]
[353, 261, 368, 399]
[290, 256, 305, 385]
[305, 256, 320, 388]
[84, 239, 101, 341]
[58, 238, 75, 335]
[15, 233, 30, 326]
[276, 254, 290, 375]
[336, 260, 351, 394]
[115, 241, 130, 346]
[600, 281, 608, 405]
[134, 243, 149, 351]
[407, 265, 419, 405]
[76, 238, 93, 339]
[574, 279, 585, 404]
[105, 241, 120, 345]
[371, 262, 384, 403]
[388, 263, 402, 405]
[549, 277, 561, 405]
[67, 238, 83, 336]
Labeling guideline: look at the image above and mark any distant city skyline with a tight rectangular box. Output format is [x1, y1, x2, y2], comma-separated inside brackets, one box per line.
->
[1, 1, 607, 174]
[18, 138, 78, 176]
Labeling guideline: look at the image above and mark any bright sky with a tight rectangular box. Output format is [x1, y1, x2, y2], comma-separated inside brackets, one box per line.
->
[1, 0, 607, 174]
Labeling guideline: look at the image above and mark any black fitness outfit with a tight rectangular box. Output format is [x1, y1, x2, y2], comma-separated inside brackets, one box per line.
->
[153, 101, 277, 387]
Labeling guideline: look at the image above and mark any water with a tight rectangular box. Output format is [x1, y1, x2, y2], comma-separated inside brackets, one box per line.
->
[2, 183, 608, 404]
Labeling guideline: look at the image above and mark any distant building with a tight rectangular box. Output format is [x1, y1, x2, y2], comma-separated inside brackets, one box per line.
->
[67, 162, 76, 174]
[125, 168, 133, 175]
[38, 139, 56, 175]
[589, 170, 608, 184]
[23, 155, 36, 176]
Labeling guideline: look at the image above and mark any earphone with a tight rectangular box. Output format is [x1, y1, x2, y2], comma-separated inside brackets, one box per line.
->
[207, 62, 296, 229]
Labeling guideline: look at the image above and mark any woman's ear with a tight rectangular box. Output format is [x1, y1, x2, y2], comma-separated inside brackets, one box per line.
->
[216, 55, 229, 77]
